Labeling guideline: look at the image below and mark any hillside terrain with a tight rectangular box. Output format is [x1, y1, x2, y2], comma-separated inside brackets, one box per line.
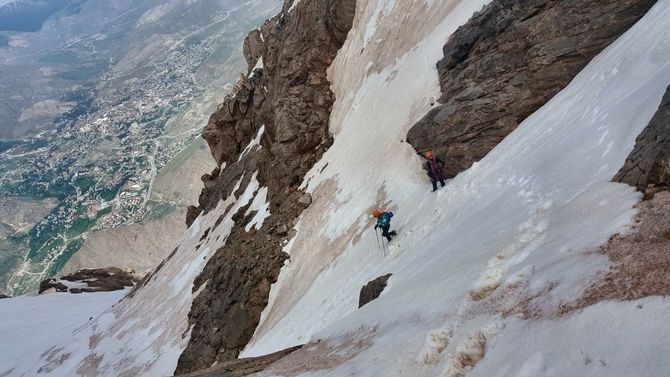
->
[0, 0, 669, 376]
[0, 0, 281, 295]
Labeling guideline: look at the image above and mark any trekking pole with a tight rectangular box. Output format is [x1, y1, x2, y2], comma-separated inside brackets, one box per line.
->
[378, 229, 387, 256]
[374, 228, 381, 249]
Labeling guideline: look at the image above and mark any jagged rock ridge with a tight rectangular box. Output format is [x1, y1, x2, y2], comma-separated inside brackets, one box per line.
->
[38, 267, 138, 294]
[176, 0, 356, 373]
[614, 84, 670, 192]
[407, 0, 656, 178]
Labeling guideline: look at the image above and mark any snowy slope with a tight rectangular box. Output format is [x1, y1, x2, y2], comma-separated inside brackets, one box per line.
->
[0, 173, 266, 376]
[240, 1, 670, 376]
[0, 290, 127, 376]
[2, 0, 670, 376]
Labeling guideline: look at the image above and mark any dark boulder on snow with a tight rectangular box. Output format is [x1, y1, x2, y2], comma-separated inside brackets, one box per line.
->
[407, 0, 656, 178]
[359, 274, 392, 308]
[614, 85, 670, 193]
[0, 294, 10, 299]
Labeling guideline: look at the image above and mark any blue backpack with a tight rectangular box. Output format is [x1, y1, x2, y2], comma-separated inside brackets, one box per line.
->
[377, 212, 393, 227]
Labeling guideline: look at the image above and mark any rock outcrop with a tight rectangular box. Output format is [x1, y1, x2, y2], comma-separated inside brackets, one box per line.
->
[176, 345, 302, 377]
[407, 0, 656, 178]
[38, 267, 138, 294]
[359, 274, 392, 308]
[614, 85, 670, 194]
[176, 0, 356, 373]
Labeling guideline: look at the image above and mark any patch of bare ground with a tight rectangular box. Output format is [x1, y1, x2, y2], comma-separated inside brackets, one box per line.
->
[176, 346, 302, 377]
[253, 329, 375, 377]
[443, 331, 487, 377]
[468, 284, 501, 302]
[560, 190, 670, 314]
[461, 191, 670, 320]
[461, 280, 558, 321]
[75, 354, 103, 377]
[37, 347, 71, 374]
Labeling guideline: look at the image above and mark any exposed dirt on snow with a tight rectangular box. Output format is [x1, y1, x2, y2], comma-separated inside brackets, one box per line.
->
[37, 347, 71, 374]
[362, 1, 463, 76]
[254, 329, 376, 376]
[560, 190, 670, 314]
[443, 331, 487, 377]
[468, 284, 501, 302]
[459, 190, 670, 320]
[76, 354, 103, 377]
[177, 346, 302, 377]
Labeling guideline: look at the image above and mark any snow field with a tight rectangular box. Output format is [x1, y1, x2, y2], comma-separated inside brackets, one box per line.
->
[0, 170, 273, 376]
[2, 0, 670, 375]
[244, 1, 670, 376]
[0, 290, 127, 377]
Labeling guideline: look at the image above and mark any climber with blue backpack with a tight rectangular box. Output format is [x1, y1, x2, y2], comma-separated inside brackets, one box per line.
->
[372, 209, 397, 242]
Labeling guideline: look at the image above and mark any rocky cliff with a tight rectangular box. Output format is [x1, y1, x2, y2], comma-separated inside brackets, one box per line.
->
[614, 84, 670, 193]
[176, 0, 356, 373]
[38, 267, 138, 294]
[407, 0, 656, 178]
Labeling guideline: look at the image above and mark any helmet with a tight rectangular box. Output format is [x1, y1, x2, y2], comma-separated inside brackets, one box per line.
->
[425, 151, 433, 158]
[372, 210, 381, 218]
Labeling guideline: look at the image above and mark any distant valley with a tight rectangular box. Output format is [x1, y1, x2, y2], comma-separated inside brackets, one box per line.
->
[0, 0, 282, 295]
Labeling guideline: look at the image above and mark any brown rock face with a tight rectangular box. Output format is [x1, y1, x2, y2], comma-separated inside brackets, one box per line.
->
[358, 274, 392, 308]
[407, 0, 656, 178]
[176, 346, 303, 377]
[200, 0, 356, 205]
[614, 85, 670, 191]
[243, 30, 266, 69]
[176, 0, 356, 373]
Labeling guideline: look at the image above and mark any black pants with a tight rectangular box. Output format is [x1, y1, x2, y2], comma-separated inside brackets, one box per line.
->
[431, 176, 445, 191]
[379, 224, 395, 241]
